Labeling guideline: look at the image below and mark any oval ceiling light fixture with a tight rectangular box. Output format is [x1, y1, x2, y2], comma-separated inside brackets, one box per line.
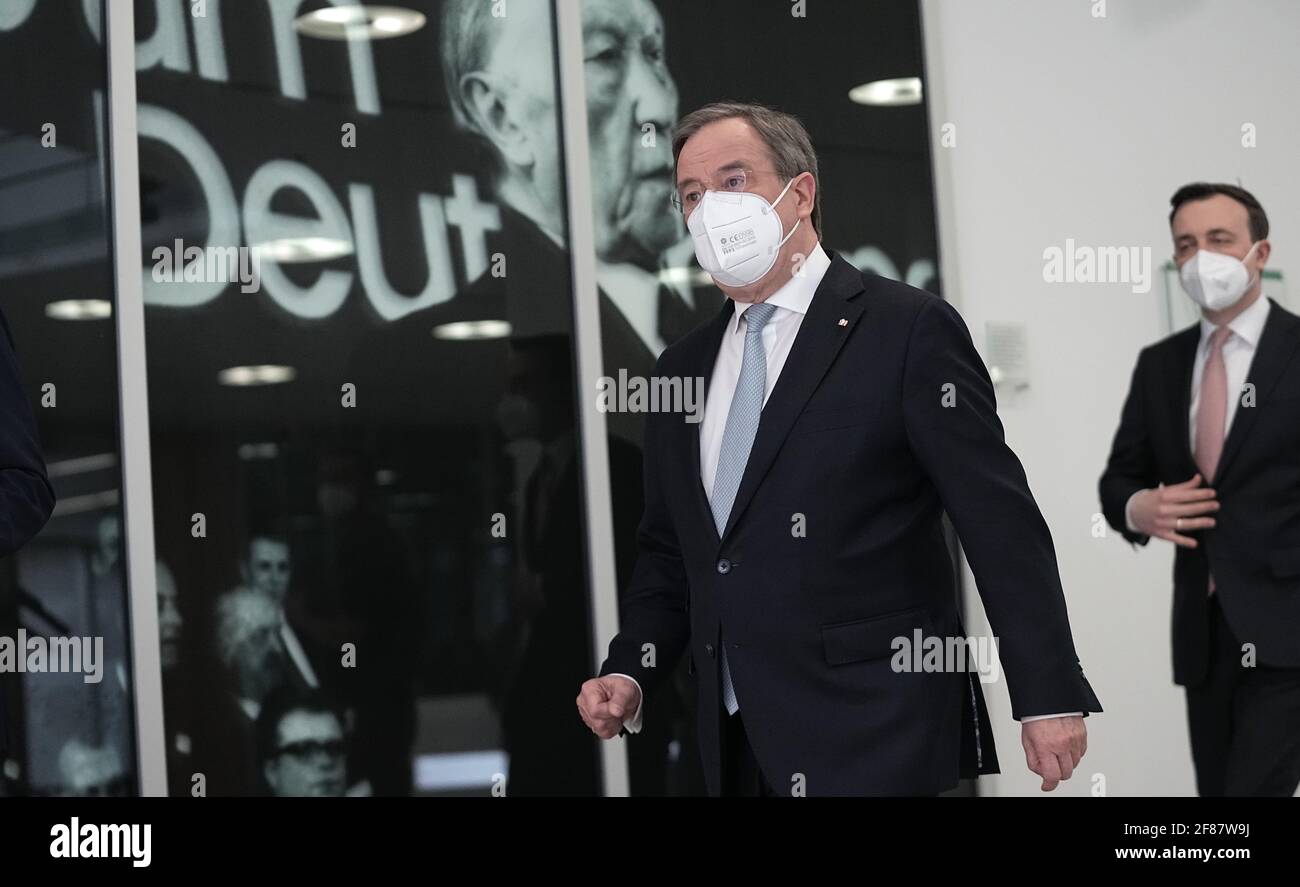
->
[293, 5, 426, 41]
[849, 76, 923, 107]
[432, 319, 512, 341]
[218, 365, 298, 387]
[252, 236, 354, 264]
[46, 299, 113, 320]
[237, 442, 281, 461]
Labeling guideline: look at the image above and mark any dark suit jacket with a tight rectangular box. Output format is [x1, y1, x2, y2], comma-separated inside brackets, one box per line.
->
[1100, 298, 1300, 687]
[0, 305, 54, 557]
[599, 252, 1100, 796]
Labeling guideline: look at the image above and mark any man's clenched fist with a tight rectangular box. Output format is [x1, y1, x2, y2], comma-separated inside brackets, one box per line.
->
[1022, 715, 1088, 791]
[577, 675, 641, 739]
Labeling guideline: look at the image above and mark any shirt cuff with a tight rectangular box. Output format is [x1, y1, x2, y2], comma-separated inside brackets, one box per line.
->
[1124, 490, 1143, 533]
[1022, 712, 1083, 722]
[605, 673, 644, 734]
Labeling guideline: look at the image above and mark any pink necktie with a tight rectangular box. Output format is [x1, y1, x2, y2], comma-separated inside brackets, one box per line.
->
[1194, 325, 1232, 595]
[1194, 326, 1232, 481]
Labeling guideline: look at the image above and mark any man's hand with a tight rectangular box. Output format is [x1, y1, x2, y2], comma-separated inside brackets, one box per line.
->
[576, 675, 641, 740]
[1022, 716, 1087, 791]
[1129, 473, 1218, 548]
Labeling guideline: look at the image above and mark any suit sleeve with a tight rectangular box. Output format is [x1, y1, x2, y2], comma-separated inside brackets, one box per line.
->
[0, 307, 55, 558]
[901, 297, 1100, 720]
[597, 358, 691, 712]
[1099, 350, 1157, 546]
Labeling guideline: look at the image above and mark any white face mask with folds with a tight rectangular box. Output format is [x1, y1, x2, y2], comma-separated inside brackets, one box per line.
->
[687, 175, 802, 288]
[1178, 242, 1260, 311]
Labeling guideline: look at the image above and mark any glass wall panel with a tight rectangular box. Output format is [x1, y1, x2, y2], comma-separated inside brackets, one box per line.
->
[0, 0, 137, 797]
[133, 0, 600, 796]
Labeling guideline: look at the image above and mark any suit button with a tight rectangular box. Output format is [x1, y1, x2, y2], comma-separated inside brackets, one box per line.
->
[716, 558, 732, 574]
[705, 643, 715, 657]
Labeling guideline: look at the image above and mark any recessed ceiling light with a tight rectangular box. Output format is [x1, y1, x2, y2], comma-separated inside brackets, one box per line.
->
[294, 6, 426, 40]
[252, 237, 353, 264]
[849, 77, 923, 107]
[432, 319, 512, 341]
[46, 299, 112, 320]
[218, 365, 298, 386]
[238, 442, 281, 460]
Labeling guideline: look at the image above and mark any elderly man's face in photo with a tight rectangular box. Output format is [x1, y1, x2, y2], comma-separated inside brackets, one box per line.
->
[244, 537, 291, 603]
[219, 592, 288, 703]
[451, 0, 680, 265]
[582, 0, 680, 265]
[264, 711, 347, 797]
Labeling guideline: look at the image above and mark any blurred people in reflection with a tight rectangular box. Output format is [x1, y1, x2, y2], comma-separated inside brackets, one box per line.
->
[214, 588, 294, 722]
[0, 303, 55, 559]
[239, 532, 325, 693]
[156, 560, 197, 795]
[201, 587, 294, 794]
[56, 737, 128, 797]
[497, 335, 598, 795]
[157, 560, 183, 671]
[87, 513, 131, 748]
[256, 689, 349, 798]
[496, 335, 668, 795]
[295, 448, 418, 796]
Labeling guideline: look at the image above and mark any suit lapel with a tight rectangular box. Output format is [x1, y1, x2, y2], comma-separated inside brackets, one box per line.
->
[719, 254, 866, 542]
[1173, 327, 1199, 476]
[1214, 299, 1300, 484]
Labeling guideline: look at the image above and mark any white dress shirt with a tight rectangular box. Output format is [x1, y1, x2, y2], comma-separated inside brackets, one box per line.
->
[613, 243, 1073, 730]
[1124, 295, 1272, 533]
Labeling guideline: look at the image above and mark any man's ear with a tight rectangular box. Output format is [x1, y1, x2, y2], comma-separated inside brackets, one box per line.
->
[459, 72, 534, 168]
[792, 172, 816, 227]
[1254, 239, 1271, 267]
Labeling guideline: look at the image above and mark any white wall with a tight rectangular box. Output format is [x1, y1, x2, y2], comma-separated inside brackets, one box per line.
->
[921, 0, 1300, 796]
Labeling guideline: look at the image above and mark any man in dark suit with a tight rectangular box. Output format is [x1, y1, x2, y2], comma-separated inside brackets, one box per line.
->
[577, 103, 1099, 796]
[1100, 183, 1300, 796]
[0, 306, 54, 559]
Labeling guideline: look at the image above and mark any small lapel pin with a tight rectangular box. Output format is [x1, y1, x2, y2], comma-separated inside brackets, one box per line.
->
[837, 318, 848, 327]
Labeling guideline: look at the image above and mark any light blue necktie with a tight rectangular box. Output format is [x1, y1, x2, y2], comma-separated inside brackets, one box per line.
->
[710, 301, 777, 715]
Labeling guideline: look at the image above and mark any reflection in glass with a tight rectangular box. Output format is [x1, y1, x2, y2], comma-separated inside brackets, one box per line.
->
[0, 0, 136, 797]
[134, 0, 602, 796]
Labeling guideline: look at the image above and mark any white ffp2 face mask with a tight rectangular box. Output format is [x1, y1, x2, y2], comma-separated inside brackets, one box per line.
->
[1178, 242, 1260, 311]
[687, 175, 802, 288]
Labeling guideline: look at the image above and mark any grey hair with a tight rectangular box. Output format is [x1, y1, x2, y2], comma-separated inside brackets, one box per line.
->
[440, 0, 501, 136]
[213, 588, 279, 668]
[672, 102, 822, 235]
